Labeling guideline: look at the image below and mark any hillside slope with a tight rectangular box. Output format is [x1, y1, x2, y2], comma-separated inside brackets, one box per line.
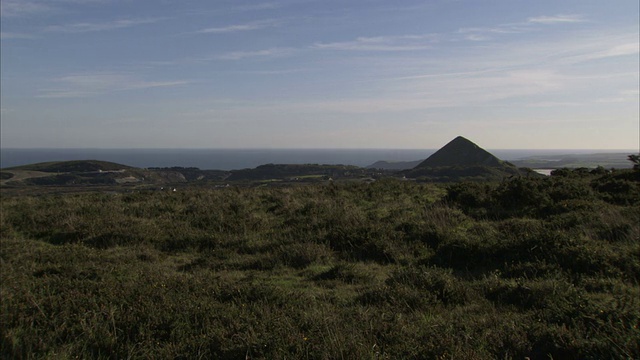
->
[405, 136, 527, 181]
[7, 160, 134, 173]
[416, 136, 502, 168]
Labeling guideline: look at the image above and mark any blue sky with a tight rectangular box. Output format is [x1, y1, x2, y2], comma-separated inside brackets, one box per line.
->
[1, 0, 638, 149]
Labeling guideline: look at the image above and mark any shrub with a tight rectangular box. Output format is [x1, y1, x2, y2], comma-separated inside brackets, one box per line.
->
[386, 266, 470, 305]
[1, 178, 638, 359]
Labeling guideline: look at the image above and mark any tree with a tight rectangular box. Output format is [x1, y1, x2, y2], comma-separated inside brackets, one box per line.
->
[628, 154, 640, 171]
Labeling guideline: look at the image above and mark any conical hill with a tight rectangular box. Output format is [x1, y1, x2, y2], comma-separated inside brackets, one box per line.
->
[415, 136, 502, 168]
[404, 136, 528, 181]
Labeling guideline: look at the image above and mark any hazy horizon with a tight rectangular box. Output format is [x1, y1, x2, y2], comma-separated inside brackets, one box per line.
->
[2, 0, 638, 149]
[2, 147, 636, 171]
[1, 146, 637, 151]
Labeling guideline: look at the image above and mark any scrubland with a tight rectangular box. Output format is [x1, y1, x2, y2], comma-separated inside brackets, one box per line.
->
[1, 169, 639, 359]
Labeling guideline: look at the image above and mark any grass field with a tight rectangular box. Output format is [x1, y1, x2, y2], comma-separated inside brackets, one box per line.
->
[1, 170, 639, 359]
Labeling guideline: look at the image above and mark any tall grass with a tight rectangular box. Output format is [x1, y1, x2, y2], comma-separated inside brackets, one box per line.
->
[1, 171, 639, 359]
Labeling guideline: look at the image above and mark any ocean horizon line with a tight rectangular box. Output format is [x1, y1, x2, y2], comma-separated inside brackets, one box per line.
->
[2, 148, 637, 171]
[1, 147, 636, 151]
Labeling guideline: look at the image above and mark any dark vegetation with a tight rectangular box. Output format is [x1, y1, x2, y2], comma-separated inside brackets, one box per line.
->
[8, 160, 134, 173]
[2, 161, 231, 187]
[403, 136, 533, 181]
[1, 167, 639, 359]
[21, 172, 124, 186]
[366, 159, 422, 170]
[0, 138, 540, 188]
[1, 161, 379, 187]
[404, 164, 526, 182]
[226, 163, 367, 182]
[415, 136, 504, 168]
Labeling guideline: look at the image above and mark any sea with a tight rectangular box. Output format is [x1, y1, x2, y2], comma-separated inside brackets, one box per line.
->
[0, 148, 630, 171]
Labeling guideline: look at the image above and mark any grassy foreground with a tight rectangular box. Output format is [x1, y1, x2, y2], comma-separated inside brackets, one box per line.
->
[1, 170, 639, 359]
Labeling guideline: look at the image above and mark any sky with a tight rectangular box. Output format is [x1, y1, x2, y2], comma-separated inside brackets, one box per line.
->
[1, 0, 638, 149]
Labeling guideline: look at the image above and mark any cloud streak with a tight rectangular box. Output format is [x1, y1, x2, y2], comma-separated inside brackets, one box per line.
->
[0, 32, 37, 40]
[0, 0, 50, 18]
[45, 18, 162, 33]
[214, 48, 296, 60]
[192, 69, 572, 118]
[457, 14, 586, 41]
[527, 14, 586, 24]
[195, 19, 280, 34]
[38, 73, 189, 98]
[232, 2, 282, 12]
[584, 42, 639, 60]
[314, 35, 437, 52]
[1, 0, 112, 18]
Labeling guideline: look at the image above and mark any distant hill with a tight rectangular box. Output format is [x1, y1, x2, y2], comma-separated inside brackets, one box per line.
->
[415, 136, 502, 168]
[7, 160, 133, 173]
[3, 160, 167, 186]
[404, 136, 529, 181]
[1, 160, 369, 187]
[366, 136, 503, 171]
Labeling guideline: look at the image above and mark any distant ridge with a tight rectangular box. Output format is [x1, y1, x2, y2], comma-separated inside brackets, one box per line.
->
[366, 159, 422, 170]
[415, 136, 502, 168]
[6, 160, 133, 173]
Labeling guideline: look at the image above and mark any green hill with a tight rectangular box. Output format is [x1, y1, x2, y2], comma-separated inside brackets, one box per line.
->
[405, 136, 528, 181]
[7, 160, 134, 173]
[416, 136, 502, 168]
[1, 160, 140, 187]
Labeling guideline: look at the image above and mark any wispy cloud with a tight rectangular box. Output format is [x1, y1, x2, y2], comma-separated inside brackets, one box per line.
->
[585, 42, 639, 60]
[243, 30, 637, 116]
[195, 19, 279, 34]
[527, 14, 586, 24]
[45, 18, 162, 33]
[524, 101, 584, 108]
[314, 34, 437, 51]
[457, 25, 526, 41]
[326, 14, 586, 48]
[395, 30, 638, 86]
[381, 69, 567, 111]
[457, 26, 523, 35]
[0, 0, 50, 17]
[38, 73, 189, 98]
[548, 34, 639, 65]
[596, 89, 640, 104]
[456, 14, 586, 41]
[196, 69, 570, 117]
[231, 68, 309, 75]
[0, 32, 37, 40]
[215, 48, 296, 60]
[1, 0, 111, 18]
[232, 2, 282, 12]
[456, 14, 587, 42]
[54, 0, 112, 4]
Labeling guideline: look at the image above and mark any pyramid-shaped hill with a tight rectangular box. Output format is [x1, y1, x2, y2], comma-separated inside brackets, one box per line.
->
[416, 136, 502, 168]
[405, 136, 527, 181]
